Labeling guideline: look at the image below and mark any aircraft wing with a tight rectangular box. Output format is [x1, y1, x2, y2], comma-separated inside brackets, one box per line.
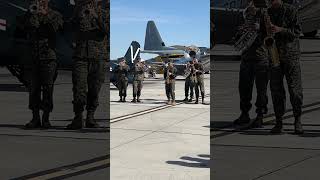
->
[141, 49, 185, 56]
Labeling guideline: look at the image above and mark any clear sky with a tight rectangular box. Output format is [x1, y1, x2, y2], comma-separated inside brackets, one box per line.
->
[110, 0, 210, 60]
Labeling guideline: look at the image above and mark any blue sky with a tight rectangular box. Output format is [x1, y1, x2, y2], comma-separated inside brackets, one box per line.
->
[110, 0, 210, 59]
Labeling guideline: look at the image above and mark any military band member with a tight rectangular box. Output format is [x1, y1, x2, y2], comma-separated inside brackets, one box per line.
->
[164, 62, 177, 105]
[132, 58, 144, 103]
[115, 57, 129, 102]
[267, 0, 303, 134]
[67, 0, 107, 129]
[19, 0, 63, 129]
[234, 1, 269, 128]
[184, 57, 195, 102]
[193, 57, 205, 104]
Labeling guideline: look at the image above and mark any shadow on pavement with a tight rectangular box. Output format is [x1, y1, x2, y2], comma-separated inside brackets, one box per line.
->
[166, 154, 209, 168]
[0, 84, 27, 92]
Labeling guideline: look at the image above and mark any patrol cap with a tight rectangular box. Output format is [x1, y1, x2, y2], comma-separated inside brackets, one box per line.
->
[117, 57, 125, 63]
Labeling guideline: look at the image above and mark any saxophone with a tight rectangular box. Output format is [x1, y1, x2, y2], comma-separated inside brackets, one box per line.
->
[263, 10, 280, 67]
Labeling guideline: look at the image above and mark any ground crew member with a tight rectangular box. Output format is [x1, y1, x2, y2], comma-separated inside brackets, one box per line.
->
[164, 62, 177, 105]
[233, 1, 269, 128]
[20, 0, 63, 129]
[131, 58, 144, 103]
[268, 0, 303, 134]
[67, 0, 107, 129]
[115, 57, 129, 102]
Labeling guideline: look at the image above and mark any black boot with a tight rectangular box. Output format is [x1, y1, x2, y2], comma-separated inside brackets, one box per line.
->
[188, 97, 193, 102]
[234, 112, 250, 125]
[118, 96, 123, 102]
[123, 96, 126, 102]
[131, 97, 136, 103]
[25, 110, 41, 129]
[294, 116, 304, 134]
[201, 93, 205, 104]
[195, 98, 199, 104]
[137, 96, 141, 103]
[251, 113, 263, 128]
[183, 97, 188, 102]
[66, 113, 83, 130]
[42, 111, 51, 129]
[86, 111, 100, 128]
[270, 118, 283, 134]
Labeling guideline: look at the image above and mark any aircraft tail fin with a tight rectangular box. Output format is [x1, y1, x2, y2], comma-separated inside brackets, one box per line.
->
[144, 21, 166, 50]
[124, 41, 141, 66]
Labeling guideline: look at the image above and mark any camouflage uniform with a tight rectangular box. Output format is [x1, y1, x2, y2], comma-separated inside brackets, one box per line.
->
[115, 62, 129, 102]
[68, 0, 107, 129]
[194, 61, 205, 104]
[235, 7, 269, 125]
[184, 62, 195, 101]
[21, 5, 63, 128]
[268, 3, 303, 133]
[164, 65, 177, 104]
[132, 61, 144, 102]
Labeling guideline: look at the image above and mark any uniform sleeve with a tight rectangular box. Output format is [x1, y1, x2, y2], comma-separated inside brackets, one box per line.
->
[280, 7, 302, 41]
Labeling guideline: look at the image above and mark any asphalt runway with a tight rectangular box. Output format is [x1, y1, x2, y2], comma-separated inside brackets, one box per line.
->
[110, 74, 210, 180]
[0, 69, 109, 179]
[211, 39, 320, 179]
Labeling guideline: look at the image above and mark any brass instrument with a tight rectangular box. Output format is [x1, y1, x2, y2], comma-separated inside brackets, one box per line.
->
[263, 10, 280, 67]
[29, 0, 48, 15]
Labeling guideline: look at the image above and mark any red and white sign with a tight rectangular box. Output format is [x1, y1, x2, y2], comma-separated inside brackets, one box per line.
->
[0, 19, 7, 31]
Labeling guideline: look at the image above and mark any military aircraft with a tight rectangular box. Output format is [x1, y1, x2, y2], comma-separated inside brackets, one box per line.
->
[211, 0, 320, 45]
[0, 0, 107, 88]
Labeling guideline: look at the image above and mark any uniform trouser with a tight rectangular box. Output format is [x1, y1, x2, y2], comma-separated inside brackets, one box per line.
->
[118, 79, 128, 97]
[133, 80, 143, 98]
[185, 77, 194, 98]
[239, 60, 269, 114]
[72, 58, 106, 114]
[195, 76, 205, 99]
[270, 56, 303, 118]
[29, 59, 57, 112]
[166, 81, 175, 100]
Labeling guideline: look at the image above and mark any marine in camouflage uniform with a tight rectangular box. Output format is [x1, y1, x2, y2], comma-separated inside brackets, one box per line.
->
[183, 60, 195, 102]
[131, 58, 144, 103]
[233, 2, 269, 128]
[19, 0, 63, 129]
[164, 62, 177, 105]
[114, 58, 129, 102]
[267, 1, 303, 134]
[67, 0, 107, 129]
[193, 58, 205, 104]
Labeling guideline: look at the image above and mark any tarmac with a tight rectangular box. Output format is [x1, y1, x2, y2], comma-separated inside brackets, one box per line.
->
[0, 69, 109, 179]
[110, 74, 210, 180]
[212, 37, 320, 179]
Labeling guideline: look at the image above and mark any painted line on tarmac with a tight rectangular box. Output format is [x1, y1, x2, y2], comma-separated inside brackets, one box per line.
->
[211, 101, 320, 139]
[111, 94, 210, 124]
[11, 155, 109, 180]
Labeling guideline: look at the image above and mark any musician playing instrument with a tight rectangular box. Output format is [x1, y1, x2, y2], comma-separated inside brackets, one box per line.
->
[192, 56, 205, 104]
[115, 58, 129, 102]
[164, 62, 177, 105]
[183, 52, 196, 102]
[267, 0, 303, 134]
[233, 0, 269, 128]
[132, 58, 145, 103]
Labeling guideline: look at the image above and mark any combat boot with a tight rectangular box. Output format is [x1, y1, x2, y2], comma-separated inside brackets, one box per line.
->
[131, 97, 136, 103]
[66, 113, 83, 130]
[183, 97, 188, 102]
[86, 111, 99, 128]
[270, 118, 283, 134]
[201, 93, 205, 104]
[167, 99, 172, 105]
[25, 110, 41, 129]
[123, 96, 126, 102]
[137, 97, 141, 103]
[118, 96, 123, 102]
[42, 111, 51, 129]
[188, 98, 193, 102]
[251, 113, 263, 128]
[294, 116, 304, 134]
[233, 112, 250, 125]
[195, 98, 199, 104]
